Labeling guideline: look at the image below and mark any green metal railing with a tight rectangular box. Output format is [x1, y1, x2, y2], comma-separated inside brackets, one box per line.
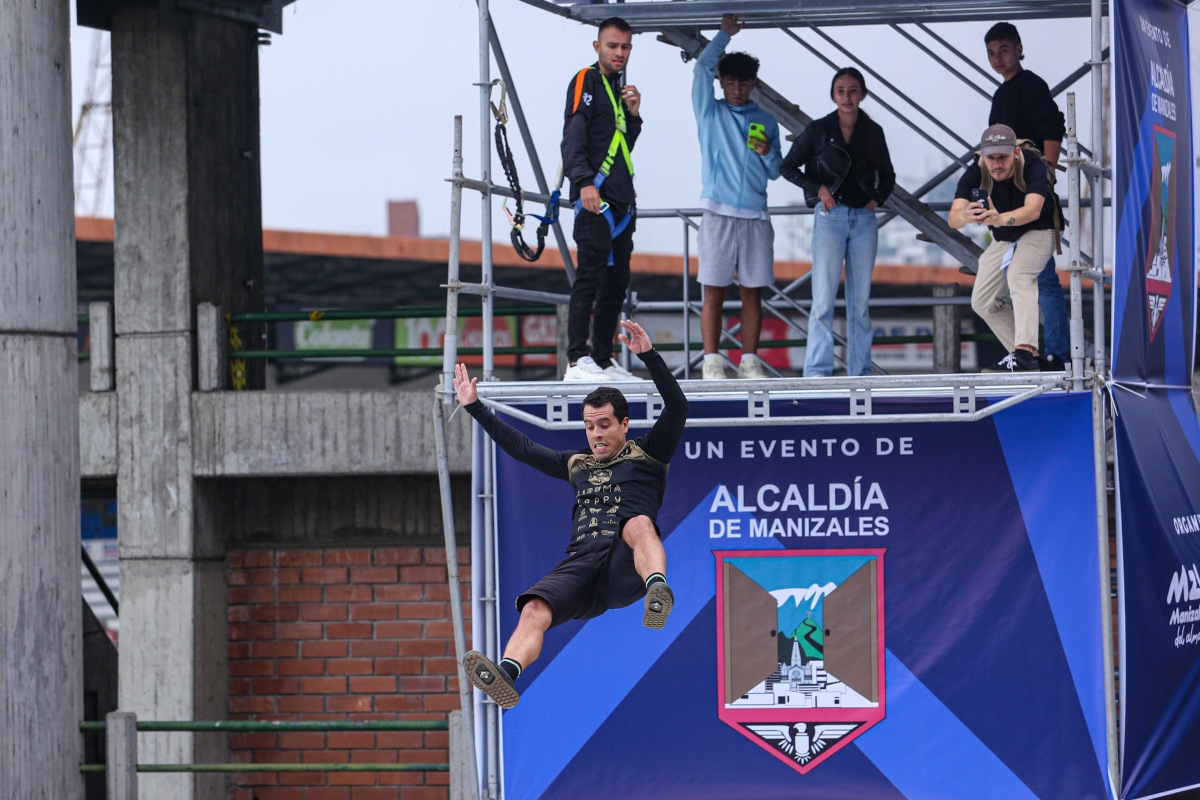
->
[227, 304, 555, 324]
[226, 304, 556, 361]
[79, 719, 450, 774]
[78, 302, 1002, 365]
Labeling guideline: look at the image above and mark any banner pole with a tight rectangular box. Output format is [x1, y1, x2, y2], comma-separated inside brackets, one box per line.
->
[1090, 0, 1107, 379]
[1093, 381, 1119, 796]
[1065, 92, 1088, 389]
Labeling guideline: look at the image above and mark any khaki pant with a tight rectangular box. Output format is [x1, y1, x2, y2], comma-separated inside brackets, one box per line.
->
[971, 230, 1055, 353]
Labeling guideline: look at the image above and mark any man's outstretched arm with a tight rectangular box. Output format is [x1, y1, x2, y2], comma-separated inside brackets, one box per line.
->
[619, 321, 688, 462]
[454, 363, 569, 479]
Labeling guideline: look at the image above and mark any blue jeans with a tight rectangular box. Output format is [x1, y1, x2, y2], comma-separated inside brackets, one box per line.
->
[805, 204, 878, 377]
[1038, 256, 1069, 360]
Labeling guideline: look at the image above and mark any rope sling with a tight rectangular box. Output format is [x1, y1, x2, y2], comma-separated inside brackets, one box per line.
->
[490, 80, 559, 263]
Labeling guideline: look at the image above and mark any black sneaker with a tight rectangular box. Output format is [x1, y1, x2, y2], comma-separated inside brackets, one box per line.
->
[463, 650, 519, 709]
[1038, 353, 1067, 371]
[642, 582, 674, 629]
[982, 350, 1041, 373]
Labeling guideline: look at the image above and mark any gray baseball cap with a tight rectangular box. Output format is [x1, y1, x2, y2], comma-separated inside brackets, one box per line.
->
[978, 124, 1017, 156]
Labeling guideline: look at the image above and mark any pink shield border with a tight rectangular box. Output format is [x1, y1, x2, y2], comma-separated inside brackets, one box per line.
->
[715, 548, 887, 775]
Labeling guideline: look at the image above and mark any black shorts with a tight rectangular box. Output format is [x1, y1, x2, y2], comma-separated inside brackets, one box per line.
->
[516, 533, 647, 628]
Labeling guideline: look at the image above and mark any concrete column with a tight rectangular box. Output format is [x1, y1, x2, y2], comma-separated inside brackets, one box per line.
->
[111, 7, 260, 797]
[932, 283, 962, 374]
[0, 0, 84, 797]
[107, 712, 139, 800]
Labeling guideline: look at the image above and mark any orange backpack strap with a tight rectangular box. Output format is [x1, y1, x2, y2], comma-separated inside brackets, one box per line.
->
[571, 68, 591, 114]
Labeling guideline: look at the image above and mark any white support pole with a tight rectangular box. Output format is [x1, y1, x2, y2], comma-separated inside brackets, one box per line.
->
[433, 395, 480, 797]
[1092, 1, 1117, 792]
[479, 0, 495, 380]
[1091, 0, 1108, 379]
[444, 117, 465, 405]
[1066, 93, 1088, 390]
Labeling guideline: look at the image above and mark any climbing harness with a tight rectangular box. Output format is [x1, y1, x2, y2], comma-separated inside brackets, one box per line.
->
[490, 80, 559, 262]
[567, 67, 635, 265]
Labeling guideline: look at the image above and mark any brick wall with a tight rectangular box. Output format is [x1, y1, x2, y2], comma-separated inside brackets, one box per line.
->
[226, 546, 471, 800]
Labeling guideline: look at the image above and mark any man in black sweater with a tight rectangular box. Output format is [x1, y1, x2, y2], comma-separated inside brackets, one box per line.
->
[985, 22, 1070, 370]
[456, 320, 689, 709]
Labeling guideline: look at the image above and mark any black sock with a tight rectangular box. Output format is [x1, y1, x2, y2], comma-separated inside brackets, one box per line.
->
[595, 358, 613, 369]
[645, 573, 666, 589]
[499, 658, 522, 682]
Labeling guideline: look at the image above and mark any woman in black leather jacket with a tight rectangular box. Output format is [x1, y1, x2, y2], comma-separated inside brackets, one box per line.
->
[781, 67, 894, 377]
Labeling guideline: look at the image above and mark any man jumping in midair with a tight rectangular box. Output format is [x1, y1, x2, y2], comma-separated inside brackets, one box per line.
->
[455, 319, 689, 708]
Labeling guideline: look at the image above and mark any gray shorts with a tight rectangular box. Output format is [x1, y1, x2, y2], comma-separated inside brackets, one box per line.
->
[697, 211, 775, 288]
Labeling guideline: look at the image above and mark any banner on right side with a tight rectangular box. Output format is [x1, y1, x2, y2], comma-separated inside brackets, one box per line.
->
[1112, 0, 1195, 386]
[1113, 1, 1200, 798]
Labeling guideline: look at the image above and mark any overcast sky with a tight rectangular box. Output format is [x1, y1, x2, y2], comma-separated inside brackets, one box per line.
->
[69, 1, 1102, 255]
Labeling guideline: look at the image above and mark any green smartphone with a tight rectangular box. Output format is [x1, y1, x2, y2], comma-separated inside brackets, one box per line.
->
[747, 122, 766, 148]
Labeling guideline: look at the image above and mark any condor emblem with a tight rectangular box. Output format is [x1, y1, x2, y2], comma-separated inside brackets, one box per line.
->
[715, 549, 886, 775]
[1145, 125, 1175, 342]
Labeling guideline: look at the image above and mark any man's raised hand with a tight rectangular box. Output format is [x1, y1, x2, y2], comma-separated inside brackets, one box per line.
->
[618, 319, 652, 355]
[453, 363, 478, 406]
[721, 13, 744, 36]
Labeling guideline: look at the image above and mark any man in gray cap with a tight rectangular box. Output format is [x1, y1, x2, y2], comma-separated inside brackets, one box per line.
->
[949, 123, 1058, 372]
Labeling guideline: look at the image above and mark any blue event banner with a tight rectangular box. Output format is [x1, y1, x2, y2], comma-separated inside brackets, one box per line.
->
[480, 393, 1111, 799]
[1111, 0, 1196, 387]
[1114, 387, 1200, 800]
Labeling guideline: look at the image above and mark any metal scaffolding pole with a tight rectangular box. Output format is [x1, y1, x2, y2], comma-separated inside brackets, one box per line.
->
[1066, 93, 1088, 389]
[1091, 0, 1108, 379]
[444, 118, 465, 405]
[479, 0, 495, 380]
[1090, 1, 1118, 793]
[486, 18, 576, 280]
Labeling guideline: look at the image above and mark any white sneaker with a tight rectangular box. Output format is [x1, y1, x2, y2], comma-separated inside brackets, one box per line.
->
[563, 356, 606, 382]
[737, 354, 768, 379]
[601, 361, 639, 381]
[701, 355, 729, 380]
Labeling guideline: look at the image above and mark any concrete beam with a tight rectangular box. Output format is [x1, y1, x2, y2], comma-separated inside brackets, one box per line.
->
[191, 390, 473, 476]
[81, 388, 474, 479]
[0, 0, 84, 796]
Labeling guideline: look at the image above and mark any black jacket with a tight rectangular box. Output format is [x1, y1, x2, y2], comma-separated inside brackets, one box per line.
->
[561, 65, 642, 207]
[781, 111, 895, 209]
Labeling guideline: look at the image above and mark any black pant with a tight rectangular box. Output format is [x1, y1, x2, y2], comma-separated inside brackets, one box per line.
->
[568, 205, 635, 365]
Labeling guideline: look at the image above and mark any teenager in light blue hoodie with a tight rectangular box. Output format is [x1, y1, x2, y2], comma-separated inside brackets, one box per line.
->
[693, 13, 782, 380]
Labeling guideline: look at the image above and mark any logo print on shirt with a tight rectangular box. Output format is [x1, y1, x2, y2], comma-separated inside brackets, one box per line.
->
[582, 92, 593, 106]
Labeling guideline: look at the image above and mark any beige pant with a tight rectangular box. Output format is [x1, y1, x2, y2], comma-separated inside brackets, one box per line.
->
[971, 230, 1055, 353]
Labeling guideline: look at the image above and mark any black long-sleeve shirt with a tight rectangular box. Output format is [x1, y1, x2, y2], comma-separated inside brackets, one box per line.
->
[989, 70, 1066, 150]
[465, 349, 687, 552]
